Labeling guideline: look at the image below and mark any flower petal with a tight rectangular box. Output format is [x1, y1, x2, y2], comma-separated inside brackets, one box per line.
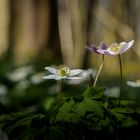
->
[54, 77, 64, 80]
[67, 77, 82, 79]
[127, 81, 140, 87]
[85, 45, 99, 54]
[44, 67, 57, 74]
[97, 49, 115, 55]
[119, 40, 134, 54]
[70, 69, 82, 76]
[42, 75, 62, 80]
[99, 42, 108, 50]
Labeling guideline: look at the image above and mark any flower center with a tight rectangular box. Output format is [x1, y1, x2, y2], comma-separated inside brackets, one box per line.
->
[57, 65, 70, 77]
[108, 43, 121, 53]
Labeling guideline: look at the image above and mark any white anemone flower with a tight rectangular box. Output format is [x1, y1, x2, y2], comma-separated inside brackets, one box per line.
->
[31, 72, 44, 84]
[127, 80, 140, 87]
[104, 87, 120, 97]
[42, 65, 82, 80]
[7, 66, 34, 82]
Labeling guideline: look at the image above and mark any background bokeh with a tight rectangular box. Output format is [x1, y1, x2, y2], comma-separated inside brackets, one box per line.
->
[0, 0, 140, 74]
[0, 0, 140, 111]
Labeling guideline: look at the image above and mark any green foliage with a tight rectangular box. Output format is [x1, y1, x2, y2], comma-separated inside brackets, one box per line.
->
[0, 86, 140, 139]
[0, 111, 48, 140]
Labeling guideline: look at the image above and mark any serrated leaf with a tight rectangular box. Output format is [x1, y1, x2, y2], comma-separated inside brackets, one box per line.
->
[120, 100, 136, 106]
[49, 125, 66, 140]
[14, 128, 45, 140]
[76, 99, 104, 118]
[99, 117, 110, 127]
[6, 114, 45, 133]
[111, 107, 134, 114]
[111, 112, 125, 121]
[56, 98, 77, 121]
[122, 117, 137, 127]
[82, 86, 104, 100]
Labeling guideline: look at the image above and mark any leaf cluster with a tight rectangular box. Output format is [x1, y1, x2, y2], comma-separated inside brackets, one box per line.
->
[0, 87, 140, 140]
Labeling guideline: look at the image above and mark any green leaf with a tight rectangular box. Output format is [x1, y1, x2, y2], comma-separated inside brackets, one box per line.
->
[111, 107, 134, 114]
[49, 125, 65, 140]
[111, 112, 125, 121]
[9, 114, 44, 133]
[76, 99, 104, 118]
[14, 128, 45, 140]
[43, 97, 55, 110]
[99, 117, 110, 127]
[120, 99, 136, 106]
[111, 107, 135, 122]
[56, 98, 77, 121]
[56, 87, 105, 122]
[82, 86, 104, 100]
[122, 117, 137, 127]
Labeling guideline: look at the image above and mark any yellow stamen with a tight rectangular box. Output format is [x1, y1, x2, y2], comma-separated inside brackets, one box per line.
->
[57, 65, 70, 77]
[108, 43, 121, 53]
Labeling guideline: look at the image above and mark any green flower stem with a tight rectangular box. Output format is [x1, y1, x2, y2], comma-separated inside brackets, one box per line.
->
[93, 54, 104, 87]
[118, 54, 123, 106]
[50, 79, 64, 126]
[89, 73, 94, 86]
[60, 79, 64, 97]
[50, 102, 59, 124]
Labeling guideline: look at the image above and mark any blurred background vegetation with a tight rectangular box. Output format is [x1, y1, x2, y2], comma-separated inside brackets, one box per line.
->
[0, 0, 140, 113]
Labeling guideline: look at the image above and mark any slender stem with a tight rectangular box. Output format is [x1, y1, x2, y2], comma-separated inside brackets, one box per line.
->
[118, 54, 123, 106]
[50, 79, 64, 126]
[89, 73, 94, 86]
[93, 54, 104, 87]
[50, 99, 61, 126]
[60, 79, 64, 97]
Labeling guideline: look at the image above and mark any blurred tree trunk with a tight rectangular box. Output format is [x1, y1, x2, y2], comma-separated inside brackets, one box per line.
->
[57, 0, 75, 67]
[82, 0, 96, 69]
[0, 0, 9, 56]
[6, 0, 17, 66]
[57, 0, 87, 68]
[35, 0, 50, 49]
[1, 0, 62, 66]
[0, 0, 139, 78]
[13, 0, 37, 66]
[35, 0, 61, 64]
[69, 0, 86, 67]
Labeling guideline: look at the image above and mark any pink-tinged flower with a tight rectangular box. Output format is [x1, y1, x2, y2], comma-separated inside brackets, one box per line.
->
[86, 42, 108, 54]
[86, 40, 134, 55]
[42, 65, 82, 80]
